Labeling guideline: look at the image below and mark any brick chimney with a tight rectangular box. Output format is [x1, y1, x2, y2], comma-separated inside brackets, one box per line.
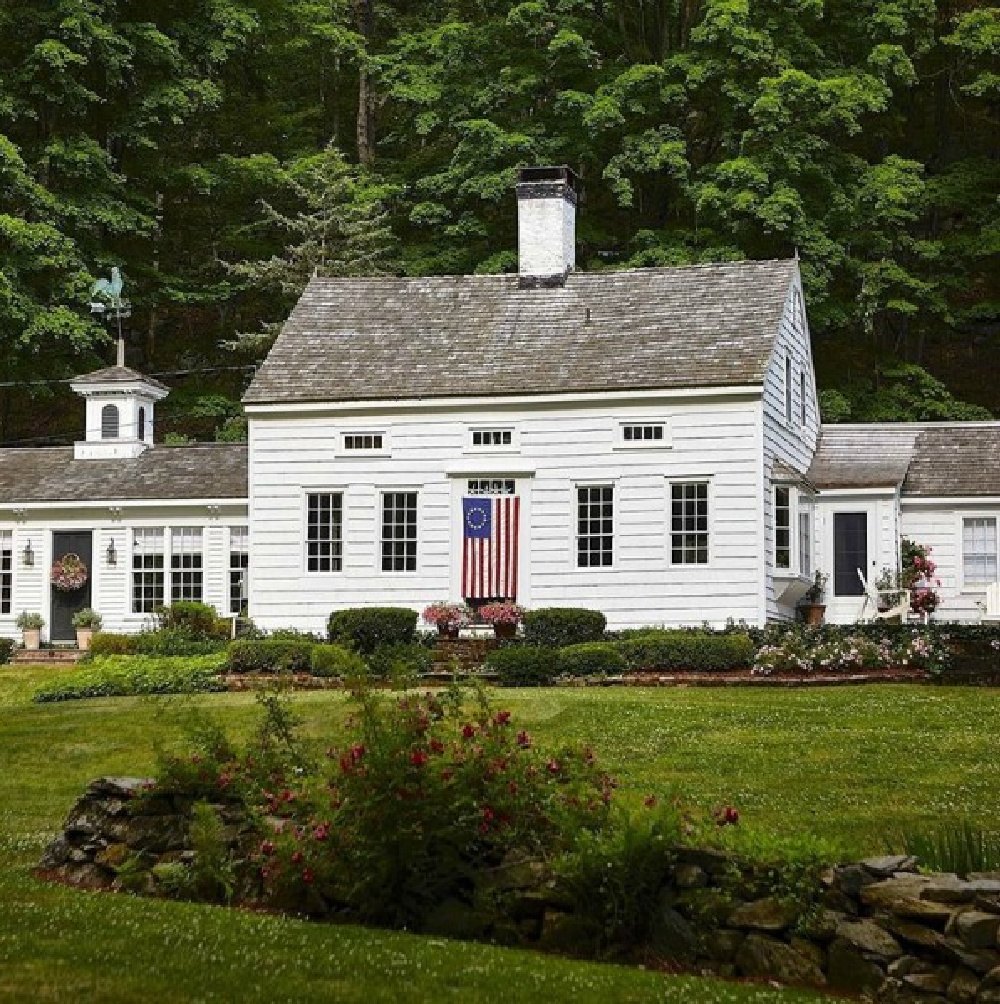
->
[515, 166, 579, 284]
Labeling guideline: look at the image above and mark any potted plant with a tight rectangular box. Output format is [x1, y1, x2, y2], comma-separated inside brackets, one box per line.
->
[422, 601, 470, 639]
[478, 601, 524, 640]
[71, 608, 102, 651]
[15, 611, 44, 650]
[798, 572, 828, 625]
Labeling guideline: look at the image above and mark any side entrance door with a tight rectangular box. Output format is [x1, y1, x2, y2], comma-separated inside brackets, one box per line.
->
[50, 531, 93, 642]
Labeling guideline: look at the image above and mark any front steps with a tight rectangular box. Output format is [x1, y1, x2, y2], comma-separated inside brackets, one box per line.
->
[13, 647, 84, 667]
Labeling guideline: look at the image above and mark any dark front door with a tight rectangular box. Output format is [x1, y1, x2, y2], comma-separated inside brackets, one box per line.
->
[833, 513, 867, 597]
[50, 531, 93, 642]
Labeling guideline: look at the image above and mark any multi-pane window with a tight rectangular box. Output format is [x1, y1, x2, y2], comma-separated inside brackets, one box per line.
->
[963, 518, 998, 586]
[798, 509, 812, 577]
[671, 482, 709, 564]
[775, 486, 791, 569]
[170, 528, 203, 602]
[132, 529, 165, 613]
[784, 356, 793, 424]
[229, 526, 249, 615]
[622, 423, 665, 443]
[468, 478, 516, 495]
[307, 493, 343, 572]
[471, 429, 512, 447]
[343, 433, 383, 451]
[381, 492, 417, 571]
[0, 531, 11, 615]
[577, 485, 613, 568]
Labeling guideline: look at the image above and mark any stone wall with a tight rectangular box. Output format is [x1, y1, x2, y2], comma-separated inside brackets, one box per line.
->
[41, 778, 1000, 1001]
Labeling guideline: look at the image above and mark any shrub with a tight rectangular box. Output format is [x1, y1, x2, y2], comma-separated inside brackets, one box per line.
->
[328, 607, 417, 654]
[619, 631, 753, 672]
[71, 608, 102, 629]
[887, 819, 1000, 878]
[33, 655, 226, 702]
[225, 639, 315, 675]
[157, 602, 230, 640]
[365, 642, 432, 680]
[132, 628, 227, 657]
[88, 632, 138, 657]
[485, 646, 560, 687]
[0, 637, 13, 665]
[310, 644, 365, 678]
[558, 642, 627, 678]
[523, 608, 606, 648]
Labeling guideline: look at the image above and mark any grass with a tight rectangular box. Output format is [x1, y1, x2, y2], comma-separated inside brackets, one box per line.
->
[4, 670, 1000, 1002]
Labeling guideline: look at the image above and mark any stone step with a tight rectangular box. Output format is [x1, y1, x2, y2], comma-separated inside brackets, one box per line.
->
[13, 647, 84, 666]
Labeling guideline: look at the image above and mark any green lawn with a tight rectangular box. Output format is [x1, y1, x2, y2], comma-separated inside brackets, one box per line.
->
[3, 669, 999, 1003]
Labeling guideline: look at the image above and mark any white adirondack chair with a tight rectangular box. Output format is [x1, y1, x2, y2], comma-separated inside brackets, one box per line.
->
[857, 568, 911, 622]
[984, 582, 1000, 622]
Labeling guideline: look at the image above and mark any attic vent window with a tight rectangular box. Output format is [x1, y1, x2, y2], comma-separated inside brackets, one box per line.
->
[468, 479, 516, 496]
[471, 429, 513, 448]
[618, 422, 670, 448]
[101, 404, 119, 440]
[343, 433, 384, 451]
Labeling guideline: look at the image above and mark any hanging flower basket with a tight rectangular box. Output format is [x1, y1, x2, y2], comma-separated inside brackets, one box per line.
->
[51, 553, 89, 591]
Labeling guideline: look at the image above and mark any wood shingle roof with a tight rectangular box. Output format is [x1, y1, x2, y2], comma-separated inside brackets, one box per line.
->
[243, 259, 798, 405]
[807, 427, 921, 489]
[904, 426, 1000, 497]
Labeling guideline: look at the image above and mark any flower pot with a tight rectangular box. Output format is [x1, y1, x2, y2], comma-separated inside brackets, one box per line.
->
[800, 603, 826, 626]
[22, 629, 40, 651]
[76, 627, 93, 651]
[493, 622, 517, 640]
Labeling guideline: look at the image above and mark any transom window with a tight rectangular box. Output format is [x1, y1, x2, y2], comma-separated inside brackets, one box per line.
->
[471, 428, 512, 448]
[229, 526, 249, 615]
[775, 486, 791, 569]
[577, 485, 613, 568]
[623, 424, 664, 442]
[381, 492, 417, 572]
[671, 482, 709, 564]
[132, 529, 165, 613]
[101, 403, 119, 439]
[963, 518, 998, 586]
[343, 433, 383, 451]
[468, 478, 516, 495]
[0, 531, 11, 615]
[170, 528, 203, 602]
[307, 493, 343, 572]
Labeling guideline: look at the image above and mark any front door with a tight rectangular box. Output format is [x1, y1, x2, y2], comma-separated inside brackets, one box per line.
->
[460, 479, 521, 605]
[833, 512, 867, 598]
[50, 531, 93, 642]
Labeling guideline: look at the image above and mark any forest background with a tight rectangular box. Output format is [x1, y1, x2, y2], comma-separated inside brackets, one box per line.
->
[1, 0, 997, 445]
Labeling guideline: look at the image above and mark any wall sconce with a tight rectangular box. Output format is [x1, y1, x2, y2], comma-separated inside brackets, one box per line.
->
[22, 541, 34, 567]
[106, 539, 117, 566]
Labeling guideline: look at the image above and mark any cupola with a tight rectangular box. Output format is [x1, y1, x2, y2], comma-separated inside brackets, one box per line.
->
[69, 365, 169, 460]
[515, 165, 580, 284]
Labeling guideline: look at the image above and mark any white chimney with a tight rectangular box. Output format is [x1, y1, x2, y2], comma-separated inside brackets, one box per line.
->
[516, 166, 579, 283]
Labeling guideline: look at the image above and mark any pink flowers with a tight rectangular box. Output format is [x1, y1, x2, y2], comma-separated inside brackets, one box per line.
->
[478, 602, 524, 627]
[313, 823, 329, 842]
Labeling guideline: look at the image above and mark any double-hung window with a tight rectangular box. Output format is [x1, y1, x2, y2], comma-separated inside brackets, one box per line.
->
[229, 526, 249, 614]
[671, 482, 709, 564]
[381, 492, 417, 571]
[0, 531, 11, 615]
[963, 518, 998, 586]
[132, 529, 165, 613]
[307, 493, 343, 572]
[577, 485, 614, 567]
[171, 528, 203, 602]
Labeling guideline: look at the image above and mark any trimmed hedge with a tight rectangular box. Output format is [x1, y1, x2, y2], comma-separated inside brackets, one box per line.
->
[523, 608, 607, 648]
[0, 637, 13, 665]
[157, 602, 230, 640]
[88, 632, 139, 657]
[310, 644, 365, 678]
[34, 655, 226, 702]
[559, 642, 627, 677]
[225, 639, 314, 675]
[327, 607, 418, 654]
[485, 646, 560, 687]
[618, 630, 754, 672]
[366, 642, 433, 679]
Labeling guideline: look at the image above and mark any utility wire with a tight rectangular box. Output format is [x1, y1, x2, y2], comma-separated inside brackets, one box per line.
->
[0, 364, 258, 390]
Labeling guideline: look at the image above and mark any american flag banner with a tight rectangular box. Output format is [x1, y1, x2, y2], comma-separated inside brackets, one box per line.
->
[462, 495, 520, 600]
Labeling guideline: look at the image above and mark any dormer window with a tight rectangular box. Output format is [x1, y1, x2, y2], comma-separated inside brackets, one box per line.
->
[138, 406, 146, 441]
[101, 404, 119, 439]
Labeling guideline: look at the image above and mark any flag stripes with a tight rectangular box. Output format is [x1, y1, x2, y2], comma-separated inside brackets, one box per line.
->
[462, 495, 519, 600]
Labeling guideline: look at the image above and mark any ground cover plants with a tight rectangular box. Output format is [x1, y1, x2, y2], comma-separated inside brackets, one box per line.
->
[34, 655, 227, 702]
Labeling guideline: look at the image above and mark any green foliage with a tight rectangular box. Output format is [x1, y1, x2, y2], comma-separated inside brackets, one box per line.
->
[310, 643, 365, 678]
[618, 631, 754, 673]
[485, 646, 560, 687]
[558, 642, 627, 678]
[87, 632, 139, 657]
[185, 801, 239, 903]
[887, 819, 1000, 878]
[523, 608, 607, 649]
[327, 607, 418, 654]
[14, 612, 43, 631]
[70, 608, 102, 629]
[132, 629, 227, 658]
[364, 642, 432, 681]
[33, 656, 225, 703]
[224, 639, 315, 675]
[157, 603, 230, 641]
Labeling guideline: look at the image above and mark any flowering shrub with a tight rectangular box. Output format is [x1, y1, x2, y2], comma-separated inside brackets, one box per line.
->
[421, 601, 471, 630]
[901, 539, 941, 616]
[478, 602, 524, 626]
[50, 553, 88, 591]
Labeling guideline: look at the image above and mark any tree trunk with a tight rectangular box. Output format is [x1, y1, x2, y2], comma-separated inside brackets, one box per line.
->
[355, 0, 375, 166]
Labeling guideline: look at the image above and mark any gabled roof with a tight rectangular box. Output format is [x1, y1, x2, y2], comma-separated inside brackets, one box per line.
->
[243, 259, 798, 405]
[71, 366, 169, 393]
[904, 426, 1000, 497]
[0, 444, 247, 504]
[807, 426, 921, 489]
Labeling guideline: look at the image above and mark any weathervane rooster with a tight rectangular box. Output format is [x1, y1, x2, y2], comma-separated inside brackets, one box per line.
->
[89, 266, 130, 366]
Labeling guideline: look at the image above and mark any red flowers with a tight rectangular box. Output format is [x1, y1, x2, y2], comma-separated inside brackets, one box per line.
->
[313, 823, 329, 842]
[493, 710, 511, 726]
[713, 805, 740, 827]
[643, 794, 657, 808]
[545, 758, 560, 775]
[516, 730, 531, 748]
[462, 724, 475, 739]
[410, 750, 428, 767]
[302, 867, 314, 885]
[429, 738, 444, 754]
[260, 840, 275, 857]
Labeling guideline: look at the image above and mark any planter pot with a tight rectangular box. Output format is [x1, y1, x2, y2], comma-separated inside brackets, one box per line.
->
[76, 628, 93, 651]
[436, 625, 460, 640]
[799, 603, 826, 626]
[492, 623, 517, 640]
[22, 629, 40, 651]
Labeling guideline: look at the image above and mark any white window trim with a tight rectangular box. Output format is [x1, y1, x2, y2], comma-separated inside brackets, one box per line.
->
[668, 477, 712, 567]
[771, 483, 815, 580]
[125, 523, 217, 619]
[464, 425, 519, 455]
[572, 480, 617, 570]
[338, 430, 390, 457]
[379, 487, 421, 574]
[303, 489, 347, 575]
[958, 512, 1000, 592]
[614, 420, 672, 450]
[784, 354, 794, 427]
